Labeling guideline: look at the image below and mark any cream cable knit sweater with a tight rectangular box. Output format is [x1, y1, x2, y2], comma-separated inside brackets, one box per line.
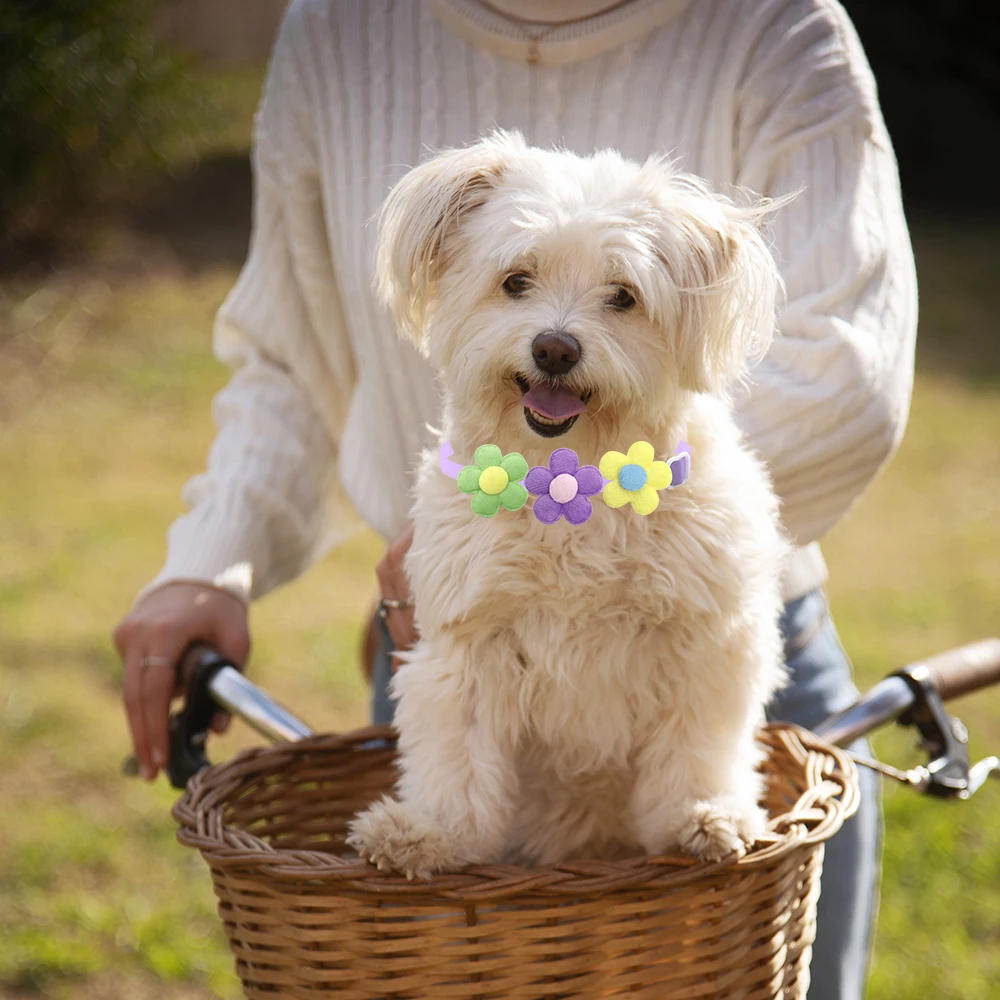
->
[146, 0, 917, 605]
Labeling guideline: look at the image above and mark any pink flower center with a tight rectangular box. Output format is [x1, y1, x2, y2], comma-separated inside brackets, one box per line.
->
[549, 473, 579, 505]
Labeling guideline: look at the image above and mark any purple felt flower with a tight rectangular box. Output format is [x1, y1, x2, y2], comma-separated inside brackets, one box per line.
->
[524, 448, 604, 525]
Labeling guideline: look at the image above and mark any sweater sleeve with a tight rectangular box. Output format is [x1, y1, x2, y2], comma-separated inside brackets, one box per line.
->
[143, 10, 357, 603]
[732, 0, 918, 546]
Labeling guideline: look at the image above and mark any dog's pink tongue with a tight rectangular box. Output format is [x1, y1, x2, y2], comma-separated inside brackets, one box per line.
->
[522, 385, 586, 420]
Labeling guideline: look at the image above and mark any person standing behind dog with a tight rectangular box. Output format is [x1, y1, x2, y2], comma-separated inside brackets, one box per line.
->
[113, 2, 917, 997]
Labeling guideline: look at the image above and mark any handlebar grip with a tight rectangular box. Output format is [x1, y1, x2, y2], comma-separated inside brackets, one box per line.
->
[915, 638, 1000, 702]
[167, 644, 233, 789]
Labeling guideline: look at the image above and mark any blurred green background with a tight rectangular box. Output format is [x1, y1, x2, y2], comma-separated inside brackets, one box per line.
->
[1, 3, 999, 998]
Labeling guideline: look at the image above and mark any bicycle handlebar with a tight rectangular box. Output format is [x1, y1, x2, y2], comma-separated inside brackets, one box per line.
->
[813, 675, 915, 748]
[814, 638, 1000, 749]
[128, 637, 1000, 789]
[162, 645, 313, 787]
[917, 638, 1000, 703]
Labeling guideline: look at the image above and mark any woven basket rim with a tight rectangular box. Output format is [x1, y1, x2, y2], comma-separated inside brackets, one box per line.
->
[172, 721, 858, 900]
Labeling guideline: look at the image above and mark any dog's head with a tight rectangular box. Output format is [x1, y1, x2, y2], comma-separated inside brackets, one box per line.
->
[377, 131, 782, 448]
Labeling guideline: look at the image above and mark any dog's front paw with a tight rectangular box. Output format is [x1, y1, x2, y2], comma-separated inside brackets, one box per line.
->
[346, 796, 461, 880]
[679, 800, 766, 863]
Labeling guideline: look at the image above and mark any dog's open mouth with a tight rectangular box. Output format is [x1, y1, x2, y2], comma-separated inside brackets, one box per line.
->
[514, 375, 592, 438]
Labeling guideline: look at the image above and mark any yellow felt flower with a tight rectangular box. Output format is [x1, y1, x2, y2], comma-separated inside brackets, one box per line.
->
[599, 441, 673, 516]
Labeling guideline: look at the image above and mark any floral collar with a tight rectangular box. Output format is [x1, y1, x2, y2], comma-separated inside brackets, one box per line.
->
[439, 440, 691, 523]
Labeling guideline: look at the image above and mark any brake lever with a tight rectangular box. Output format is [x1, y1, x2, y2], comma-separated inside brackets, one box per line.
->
[892, 662, 1000, 800]
[966, 756, 1000, 797]
[894, 662, 972, 798]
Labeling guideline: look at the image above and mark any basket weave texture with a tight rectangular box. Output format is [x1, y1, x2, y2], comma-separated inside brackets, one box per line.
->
[173, 722, 857, 1000]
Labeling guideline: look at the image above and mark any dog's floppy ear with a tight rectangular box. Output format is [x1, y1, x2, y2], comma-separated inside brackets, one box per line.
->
[376, 131, 523, 349]
[648, 170, 787, 395]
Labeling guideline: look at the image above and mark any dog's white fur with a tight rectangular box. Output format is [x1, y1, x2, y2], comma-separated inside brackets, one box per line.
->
[347, 132, 789, 877]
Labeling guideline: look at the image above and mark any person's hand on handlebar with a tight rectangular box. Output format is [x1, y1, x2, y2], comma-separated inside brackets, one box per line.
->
[375, 522, 418, 662]
[113, 582, 250, 781]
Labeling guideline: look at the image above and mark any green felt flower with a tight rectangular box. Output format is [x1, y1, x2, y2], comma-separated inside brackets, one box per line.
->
[457, 444, 529, 517]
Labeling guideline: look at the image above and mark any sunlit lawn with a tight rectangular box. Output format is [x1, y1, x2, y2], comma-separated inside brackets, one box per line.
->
[1, 71, 999, 1000]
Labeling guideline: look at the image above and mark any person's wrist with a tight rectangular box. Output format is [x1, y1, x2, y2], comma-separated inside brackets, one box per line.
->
[132, 577, 250, 611]
[138, 556, 254, 608]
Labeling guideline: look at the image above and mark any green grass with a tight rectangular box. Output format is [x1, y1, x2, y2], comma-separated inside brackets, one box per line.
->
[2, 69, 1000, 1000]
[0, 256, 378, 1000]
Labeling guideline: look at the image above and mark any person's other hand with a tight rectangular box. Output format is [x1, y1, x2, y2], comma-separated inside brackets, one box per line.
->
[113, 582, 250, 781]
[375, 522, 417, 664]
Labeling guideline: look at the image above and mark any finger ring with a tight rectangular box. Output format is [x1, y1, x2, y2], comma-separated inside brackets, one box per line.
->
[378, 598, 412, 620]
[140, 655, 173, 669]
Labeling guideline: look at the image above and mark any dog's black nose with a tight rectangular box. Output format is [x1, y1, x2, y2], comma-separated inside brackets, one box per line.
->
[532, 331, 581, 375]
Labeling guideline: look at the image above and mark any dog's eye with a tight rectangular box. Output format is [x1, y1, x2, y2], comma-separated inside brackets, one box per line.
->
[609, 286, 636, 310]
[503, 272, 532, 296]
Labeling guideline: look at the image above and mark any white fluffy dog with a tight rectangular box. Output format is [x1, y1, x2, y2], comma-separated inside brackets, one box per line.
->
[347, 131, 789, 878]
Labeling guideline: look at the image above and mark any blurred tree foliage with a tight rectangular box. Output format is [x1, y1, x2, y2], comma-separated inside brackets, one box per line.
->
[0, 0, 198, 245]
[0, 0, 995, 251]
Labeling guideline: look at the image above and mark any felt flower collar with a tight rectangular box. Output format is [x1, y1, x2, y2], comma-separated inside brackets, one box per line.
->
[440, 440, 691, 521]
[456, 445, 530, 517]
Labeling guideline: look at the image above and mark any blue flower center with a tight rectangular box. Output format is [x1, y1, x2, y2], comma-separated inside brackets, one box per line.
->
[618, 463, 647, 491]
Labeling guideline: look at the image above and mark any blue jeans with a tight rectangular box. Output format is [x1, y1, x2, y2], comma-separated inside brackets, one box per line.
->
[370, 589, 880, 999]
[768, 590, 881, 1000]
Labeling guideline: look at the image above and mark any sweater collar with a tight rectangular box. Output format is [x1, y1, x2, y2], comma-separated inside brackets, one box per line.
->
[427, 0, 692, 66]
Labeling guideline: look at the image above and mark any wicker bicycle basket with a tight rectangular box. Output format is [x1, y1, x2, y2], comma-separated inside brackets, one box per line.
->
[173, 722, 857, 1000]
